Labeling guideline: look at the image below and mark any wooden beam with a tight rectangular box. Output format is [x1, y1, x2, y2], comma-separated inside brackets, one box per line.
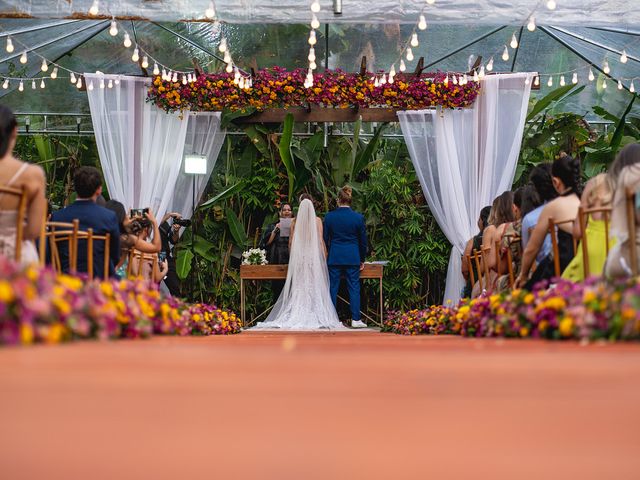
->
[413, 57, 425, 75]
[234, 107, 398, 124]
[359, 56, 367, 76]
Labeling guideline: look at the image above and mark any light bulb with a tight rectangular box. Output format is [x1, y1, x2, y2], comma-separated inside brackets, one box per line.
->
[41, 58, 48, 72]
[560, 75, 566, 86]
[418, 15, 427, 30]
[479, 65, 486, 78]
[131, 48, 139, 62]
[226, 63, 233, 73]
[588, 68, 595, 81]
[602, 79, 607, 89]
[108, 79, 113, 88]
[534, 76, 540, 86]
[380, 74, 387, 85]
[18, 81, 23, 92]
[525, 76, 530, 86]
[444, 75, 449, 86]
[41, 79, 47, 89]
[502, 46, 509, 61]
[311, 0, 321, 13]
[510, 32, 518, 49]
[89, 0, 99, 16]
[309, 30, 317, 45]
[527, 17, 536, 32]
[187, 73, 193, 83]
[572, 72, 578, 84]
[406, 47, 414, 61]
[486, 57, 494, 71]
[50, 67, 58, 79]
[161, 69, 167, 80]
[205, 1, 216, 19]
[473, 70, 479, 82]
[452, 75, 458, 85]
[2, 79, 8, 89]
[70, 72, 76, 84]
[547, 76, 553, 87]
[618, 80, 623, 90]
[31, 80, 36, 90]
[462, 74, 468, 84]
[631, 81, 636, 93]
[109, 20, 118, 36]
[172, 72, 178, 82]
[88, 81, 94, 91]
[239, 77, 245, 89]
[309, 60, 317, 70]
[182, 74, 187, 85]
[99, 78, 105, 89]
[621, 50, 628, 64]
[6, 37, 13, 53]
[546, 0, 556, 10]
[311, 14, 320, 29]
[411, 33, 419, 48]
[603, 60, 610, 74]
[399, 60, 406, 72]
[308, 47, 316, 62]
[374, 77, 379, 88]
[114, 78, 120, 85]
[123, 33, 131, 48]
[223, 51, 231, 64]
[426, 0, 435, 4]
[389, 76, 394, 85]
[389, 65, 396, 77]
[141, 56, 148, 69]
[219, 37, 227, 53]
[19, 51, 27, 64]
[153, 63, 159, 75]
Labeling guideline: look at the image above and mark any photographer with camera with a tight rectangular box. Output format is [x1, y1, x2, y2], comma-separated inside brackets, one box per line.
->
[158, 212, 189, 296]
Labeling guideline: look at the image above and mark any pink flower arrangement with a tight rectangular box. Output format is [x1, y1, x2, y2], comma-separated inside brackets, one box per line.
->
[0, 256, 241, 346]
[147, 67, 481, 113]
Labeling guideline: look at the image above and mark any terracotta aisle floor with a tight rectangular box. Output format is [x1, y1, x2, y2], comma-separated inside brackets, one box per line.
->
[1, 331, 640, 480]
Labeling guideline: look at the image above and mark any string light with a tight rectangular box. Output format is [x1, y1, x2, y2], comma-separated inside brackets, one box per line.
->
[311, 0, 321, 13]
[19, 51, 27, 64]
[108, 79, 113, 88]
[5, 37, 13, 53]
[502, 46, 509, 61]
[426, 0, 435, 4]
[525, 76, 530, 85]
[603, 59, 610, 74]
[225, 63, 233, 73]
[141, 56, 149, 69]
[40, 58, 48, 72]
[205, 1, 216, 19]
[418, 15, 427, 30]
[547, 76, 553, 87]
[620, 50, 628, 64]
[381, 73, 387, 85]
[87, 81, 94, 91]
[602, 78, 607, 89]
[527, 17, 536, 32]
[631, 81, 636, 93]
[473, 70, 479, 82]
[411, 33, 419, 48]
[444, 75, 449, 86]
[153, 63, 159, 75]
[131, 48, 139, 62]
[219, 38, 227, 53]
[399, 60, 406, 72]
[114, 78, 120, 86]
[560, 75, 565, 86]
[311, 14, 320, 29]
[2, 79, 8, 89]
[123, 33, 132, 48]
[31, 80, 36, 90]
[486, 57, 494, 71]
[546, 0, 556, 10]
[452, 75, 458, 85]
[182, 74, 187, 85]
[479, 65, 486, 79]
[18, 80, 23, 92]
[40, 79, 45, 89]
[389, 64, 396, 78]
[618, 80, 623, 90]
[308, 30, 317, 45]
[100, 78, 105, 89]
[109, 20, 118, 36]
[309, 60, 317, 70]
[510, 32, 518, 49]
[89, 1, 99, 16]
[406, 48, 414, 61]
[70, 72, 77, 84]
[534, 76, 540, 86]
[172, 72, 178, 82]
[572, 72, 578, 84]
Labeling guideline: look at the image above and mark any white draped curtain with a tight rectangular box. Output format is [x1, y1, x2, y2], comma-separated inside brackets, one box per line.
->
[398, 73, 535, 304]
[86, 74, 225, 221]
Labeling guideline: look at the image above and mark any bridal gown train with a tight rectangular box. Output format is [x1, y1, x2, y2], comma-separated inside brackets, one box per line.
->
[251, 199, 345, 330]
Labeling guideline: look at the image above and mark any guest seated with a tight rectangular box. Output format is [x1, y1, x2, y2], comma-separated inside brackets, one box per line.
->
[51, 166, 120, 278]
[461, 206, 491, 298]
[472, 192, 514, 296]
[0, 105, 46, 265]
[104, 200, 162, 279]
[521, 164, 558, 266]
[562, 173, 614, 281]
[605, 144, 640, 278]
[515, 155, 582, 289]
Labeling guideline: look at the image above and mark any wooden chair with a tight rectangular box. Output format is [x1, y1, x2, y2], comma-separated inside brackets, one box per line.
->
[77, 229, 111, 280]
[39, 220, 80, 274]
[500, 234, 521, 289]
[626, 187, 639, 277]
[465, 254, 476, 288]
[0, 184, 27, 261]
[577, 206, 612, 278]
[127, 249, 158, 280]
[548, 217, 578, 278]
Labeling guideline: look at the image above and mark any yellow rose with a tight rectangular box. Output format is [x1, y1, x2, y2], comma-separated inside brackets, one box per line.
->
[559, 316, 574, 337]
[0, 280, 15, 303]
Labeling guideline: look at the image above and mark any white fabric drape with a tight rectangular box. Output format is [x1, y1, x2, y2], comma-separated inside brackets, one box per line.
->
[170, 112, 226, 219]
[86, 74, 211, 221]
[398, 73, 535, 304]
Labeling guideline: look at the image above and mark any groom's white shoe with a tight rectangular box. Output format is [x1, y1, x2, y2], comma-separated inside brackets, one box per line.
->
[351, 320, 367, 329]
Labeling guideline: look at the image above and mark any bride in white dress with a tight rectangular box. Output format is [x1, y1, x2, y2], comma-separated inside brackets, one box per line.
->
[252, 198, 345, 330]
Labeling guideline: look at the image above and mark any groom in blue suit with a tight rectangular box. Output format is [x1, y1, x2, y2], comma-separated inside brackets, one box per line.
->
[323, 186, 368, 328]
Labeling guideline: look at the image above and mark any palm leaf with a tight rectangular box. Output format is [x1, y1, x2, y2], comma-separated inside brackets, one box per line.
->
[279, 113, 296, 201]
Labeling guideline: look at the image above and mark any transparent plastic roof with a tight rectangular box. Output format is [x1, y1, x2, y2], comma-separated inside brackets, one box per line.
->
[0, 8, 636, 120]
[0, 1, 639, 27]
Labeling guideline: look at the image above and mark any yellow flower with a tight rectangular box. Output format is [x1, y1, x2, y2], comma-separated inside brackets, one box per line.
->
[523, 293, 535, 305]
[0, 280, 15, 303]
[100, 282, 114, 297]
[583, 290, 596, 303]
[52, 297, 71, 316]
[519, 326, 529, 337]
[25, 267, 38, 282]
[458, 305, 470, 315]
[559, 316, 574, 337]
[45, 323, 65, 344]
[622, 307, 635, 320]
[192, 313, 201, 322]
[58, 275, 83, 292]
[20, 323, 34, 345]
[538, 320, 549, 332]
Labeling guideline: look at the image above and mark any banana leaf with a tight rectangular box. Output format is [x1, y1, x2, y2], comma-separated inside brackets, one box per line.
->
[176, 249, 194, 279]
[526, 84, 583, 122]
[278, 113, 296, 201]
[226, 207, 248, 247]
[353, 122, 387, 175]
[199, 182, 243, 209]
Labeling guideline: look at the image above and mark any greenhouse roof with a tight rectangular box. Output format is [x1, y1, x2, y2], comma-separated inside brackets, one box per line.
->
[0, 1, 637, 121]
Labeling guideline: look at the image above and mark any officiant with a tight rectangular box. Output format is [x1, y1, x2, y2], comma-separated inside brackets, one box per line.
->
[260, 203, 293, 299]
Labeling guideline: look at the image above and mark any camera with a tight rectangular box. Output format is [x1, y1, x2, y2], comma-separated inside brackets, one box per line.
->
[130, 207, 149, 218]
[174, 218, 192, 227]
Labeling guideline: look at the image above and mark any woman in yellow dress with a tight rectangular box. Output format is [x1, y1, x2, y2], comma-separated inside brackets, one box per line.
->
[562, 173, 614, 282]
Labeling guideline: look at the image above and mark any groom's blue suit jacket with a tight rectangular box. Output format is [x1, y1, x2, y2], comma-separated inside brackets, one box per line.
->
[323, 207, 367, 266]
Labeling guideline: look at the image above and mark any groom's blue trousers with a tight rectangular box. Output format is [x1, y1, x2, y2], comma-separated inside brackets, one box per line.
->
[328, 265, 361, 321]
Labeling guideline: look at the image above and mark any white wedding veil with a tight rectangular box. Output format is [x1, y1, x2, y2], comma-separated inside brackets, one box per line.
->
[252, 199, 343, 330]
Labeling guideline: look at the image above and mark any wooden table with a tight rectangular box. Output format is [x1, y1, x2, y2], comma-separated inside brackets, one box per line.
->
[240, 263, 384, 327]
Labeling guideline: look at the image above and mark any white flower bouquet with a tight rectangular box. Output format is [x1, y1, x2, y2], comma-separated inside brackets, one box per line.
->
[242, 248, 268, 265]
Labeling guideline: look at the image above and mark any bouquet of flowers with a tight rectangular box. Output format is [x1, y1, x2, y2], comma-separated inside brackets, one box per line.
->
[242, 248, 268, 265]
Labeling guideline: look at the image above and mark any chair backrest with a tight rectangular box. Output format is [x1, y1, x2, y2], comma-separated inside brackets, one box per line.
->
[0, 184, 27, 261]
[578, 205, 612, 278]
[40, 219, 80, 273]
[465, 254, 476, 288]
[548, 217, 577, 278]
[501, 233, 521, 289]
[77, 229, 111, 280]
[625, 187, 639, 277]
[127, 249, 158, 280]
